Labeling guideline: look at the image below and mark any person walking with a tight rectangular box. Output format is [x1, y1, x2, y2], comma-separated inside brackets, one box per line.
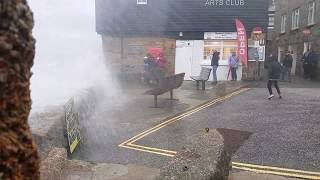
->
[211, 50, 220, 84]
[267, 54, 282, 100]
[228, 52, 240, 81]
[307, 48, 318, 80]
[302, 49, 310, 79]
[281, 51, 293, 82]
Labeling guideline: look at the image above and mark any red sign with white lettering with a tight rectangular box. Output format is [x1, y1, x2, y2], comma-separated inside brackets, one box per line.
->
[235, 19, 248, 66]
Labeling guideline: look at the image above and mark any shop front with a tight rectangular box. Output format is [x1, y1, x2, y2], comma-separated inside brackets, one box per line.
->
[175, 32, 265, 81]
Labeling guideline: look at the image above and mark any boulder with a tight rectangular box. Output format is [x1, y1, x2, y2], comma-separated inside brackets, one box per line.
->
[156, 129, 231, 180]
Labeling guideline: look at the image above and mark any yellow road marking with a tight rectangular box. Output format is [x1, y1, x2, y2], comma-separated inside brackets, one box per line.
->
[232, 162, 320, 176]
[118, 88, 249, 159]
[118, 87, 320, 179]
[127, 143, 177, 154]
[119, 144, 175, 157]
[119, 88, 249, 147]
[232, 165, 320, 180]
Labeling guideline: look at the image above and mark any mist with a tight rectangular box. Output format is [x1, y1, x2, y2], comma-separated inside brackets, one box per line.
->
[28, 0, 115, 112]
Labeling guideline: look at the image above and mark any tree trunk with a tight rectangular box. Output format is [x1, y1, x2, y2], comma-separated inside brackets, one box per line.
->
[0, 0, 40, 179]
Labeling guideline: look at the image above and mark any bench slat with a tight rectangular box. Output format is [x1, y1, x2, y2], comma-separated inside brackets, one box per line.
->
[145, 73, 185, 96]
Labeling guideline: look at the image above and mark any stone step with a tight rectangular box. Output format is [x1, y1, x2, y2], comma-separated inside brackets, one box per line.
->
[40, 148, 160, 180]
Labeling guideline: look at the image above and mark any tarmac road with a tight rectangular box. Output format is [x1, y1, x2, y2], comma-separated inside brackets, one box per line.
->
[73, 80, 320, 179]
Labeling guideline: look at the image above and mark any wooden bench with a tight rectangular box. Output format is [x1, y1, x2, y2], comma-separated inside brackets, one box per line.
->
[144, 73, 185, 107]
[190, 67, 212, 90]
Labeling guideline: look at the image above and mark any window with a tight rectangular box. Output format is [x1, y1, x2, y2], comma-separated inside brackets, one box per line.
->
[308, 1, 315, 25]
[281, 14, 286, 33]
[204, 40, 237, 60]
[268, 0, 275, 11]
[137, 0, 147, 5]
[291, 9, 300, 30]
[269, 16, 275, 27]
[204, 40, 264, 62]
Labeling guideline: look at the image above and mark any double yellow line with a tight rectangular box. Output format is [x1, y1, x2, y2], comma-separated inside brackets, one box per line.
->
[232, 162, 320, 180]
[119, 88, 250, 157]
[118, 87, 320, 179]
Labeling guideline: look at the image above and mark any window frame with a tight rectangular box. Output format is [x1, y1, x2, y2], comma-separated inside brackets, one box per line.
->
[137, 0, 147, 5]
[281, 14, 287, 33]
[291, 8, 300, 30]
[268, 15, 275, 27]
[307, 1, 315, 25]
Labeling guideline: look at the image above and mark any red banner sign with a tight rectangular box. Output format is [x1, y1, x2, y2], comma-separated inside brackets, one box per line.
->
[235, 19, 248, 66]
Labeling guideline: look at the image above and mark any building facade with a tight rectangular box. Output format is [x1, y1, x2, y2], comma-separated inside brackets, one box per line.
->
[96, 0, 269, 81]
[268, 0, 320, 78]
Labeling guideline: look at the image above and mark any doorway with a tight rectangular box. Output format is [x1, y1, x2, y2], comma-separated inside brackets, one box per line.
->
[288, 45, 297, 75]
[175, 40, 203, 80]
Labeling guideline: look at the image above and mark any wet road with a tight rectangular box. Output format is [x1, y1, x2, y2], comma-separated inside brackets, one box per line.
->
[74, 80, 320, 176]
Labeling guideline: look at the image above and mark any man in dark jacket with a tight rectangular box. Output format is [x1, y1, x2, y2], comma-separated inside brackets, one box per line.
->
[267, 54, 282, 99]
[307, 49, 318, 80]
[302, 49, 310, 78]
[211, 50, 220, 84]
[281, 51, 293, 82]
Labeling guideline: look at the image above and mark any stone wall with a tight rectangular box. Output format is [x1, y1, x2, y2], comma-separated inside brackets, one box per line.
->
[0, 0, 40, 179]
[102, 36, 176, 81]
[269, 0, 320, 78]
[242, 61, 265, 81]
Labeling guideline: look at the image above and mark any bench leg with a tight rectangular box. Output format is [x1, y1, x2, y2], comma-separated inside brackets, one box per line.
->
[154, 95, 158, 108]
[168, 90, 179, 101]
[202, 81, 206, 90]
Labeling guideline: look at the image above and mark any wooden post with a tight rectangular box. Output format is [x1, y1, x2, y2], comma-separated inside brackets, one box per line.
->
[202, 81, 206, 90]
[154, 95, 158, 108]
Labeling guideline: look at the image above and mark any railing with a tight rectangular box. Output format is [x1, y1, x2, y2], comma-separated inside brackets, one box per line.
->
[64, 98, 81, 154]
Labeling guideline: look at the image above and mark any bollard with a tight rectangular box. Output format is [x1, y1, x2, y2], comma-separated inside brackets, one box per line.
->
[216, 83, 227, 97]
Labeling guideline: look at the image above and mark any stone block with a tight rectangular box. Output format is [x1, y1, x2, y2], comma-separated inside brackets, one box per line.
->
[156, 129, 231, 180]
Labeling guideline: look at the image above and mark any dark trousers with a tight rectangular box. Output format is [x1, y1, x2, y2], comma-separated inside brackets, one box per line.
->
[231, 67, 237, 81]
[310, 65, 317, 80]
[303, 63, 311, 78]
[267, 80, 281, 95]
[281, 66, 292, 81]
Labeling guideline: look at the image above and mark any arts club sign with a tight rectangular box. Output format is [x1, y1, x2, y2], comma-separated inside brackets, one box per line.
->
[205, 0, 246, 6]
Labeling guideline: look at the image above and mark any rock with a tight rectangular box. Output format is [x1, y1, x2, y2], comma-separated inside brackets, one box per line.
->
[40, 148, 68, 180]
[29, 106, 67, 159]
[156, 129, 231, 180]
[0, 0, 40, 179]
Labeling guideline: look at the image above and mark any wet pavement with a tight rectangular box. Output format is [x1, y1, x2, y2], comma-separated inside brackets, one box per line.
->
[72, 77, 320, 179]
[73, 80, 246, 166]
